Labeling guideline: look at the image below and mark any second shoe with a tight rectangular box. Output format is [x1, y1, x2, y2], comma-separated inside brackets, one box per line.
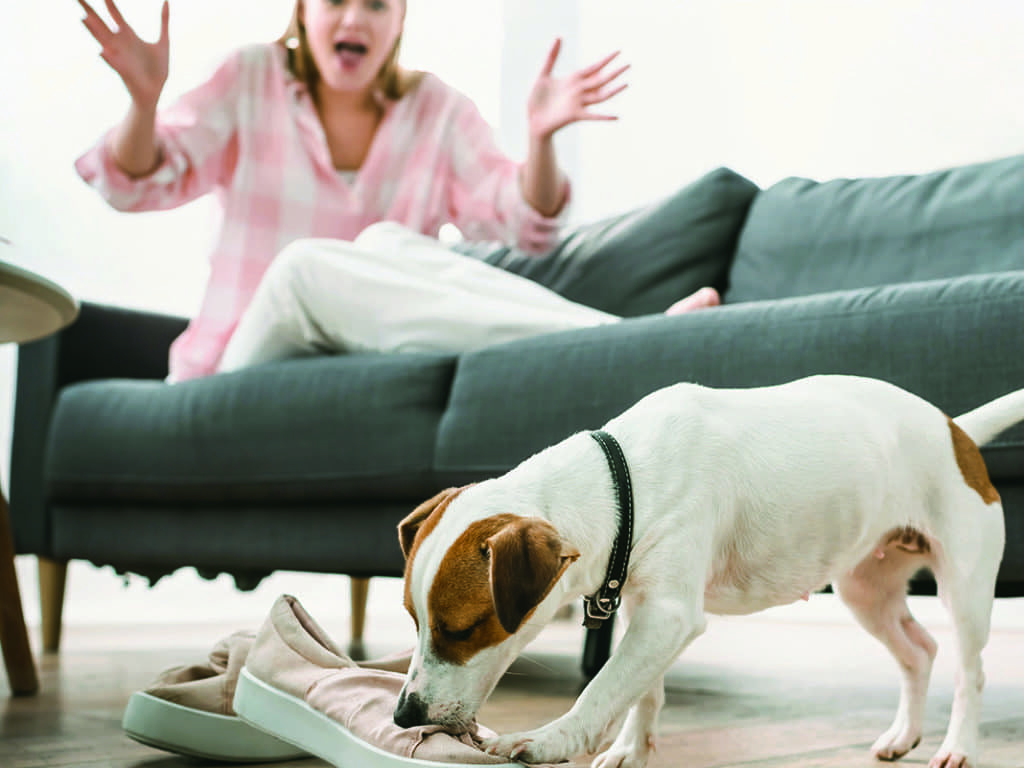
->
[122, 630, 308, 763]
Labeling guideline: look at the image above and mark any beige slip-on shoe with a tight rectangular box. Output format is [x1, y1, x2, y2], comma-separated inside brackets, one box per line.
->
[233, 594, 533, 767]
[122, 629, 310, 762]
[122, 626, 413, 763]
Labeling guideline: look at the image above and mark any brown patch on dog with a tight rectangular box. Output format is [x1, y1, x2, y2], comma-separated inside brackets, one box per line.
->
[399, 486, 471, 627]
[428, 514, 578, 665]
[884, 526, 931, 555]
[948, 418, 1000, 505]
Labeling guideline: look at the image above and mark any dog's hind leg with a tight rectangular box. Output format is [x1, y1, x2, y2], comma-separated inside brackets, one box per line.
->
[834, 543, 937, 762]
[927, 502, 1003, 768]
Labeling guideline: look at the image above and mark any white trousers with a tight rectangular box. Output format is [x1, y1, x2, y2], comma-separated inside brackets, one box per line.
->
[217, 222, 619, 373]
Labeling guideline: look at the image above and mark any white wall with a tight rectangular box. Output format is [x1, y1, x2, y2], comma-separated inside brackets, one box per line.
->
[573, 0, 1024, 220]
[4, 0, 1024, 624]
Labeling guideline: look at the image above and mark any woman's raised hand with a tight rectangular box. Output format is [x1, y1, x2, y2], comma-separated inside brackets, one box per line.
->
[526, 39, 629, 141]
[79, 0, 170, 111]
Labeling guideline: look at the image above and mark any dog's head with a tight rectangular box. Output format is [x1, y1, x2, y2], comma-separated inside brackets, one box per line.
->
[394, 485, 579, 730]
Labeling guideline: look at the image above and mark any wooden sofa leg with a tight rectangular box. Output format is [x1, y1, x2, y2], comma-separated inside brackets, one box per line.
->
[0, 491, 38, 694]
[350, 577, 370, 647]
[38, 558, 68, 653]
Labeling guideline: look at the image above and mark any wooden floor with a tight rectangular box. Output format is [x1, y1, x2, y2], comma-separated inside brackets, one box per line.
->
[2, 589, 1023, 768]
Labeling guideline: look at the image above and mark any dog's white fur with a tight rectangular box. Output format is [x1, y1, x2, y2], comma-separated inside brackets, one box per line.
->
[397, 375, 1020, 768]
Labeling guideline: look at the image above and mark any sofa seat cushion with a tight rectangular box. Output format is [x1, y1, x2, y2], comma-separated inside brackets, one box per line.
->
[727, 153, 1024, 304]
[46, 353, 455, 504]
[455, 166, 760, 317]
[435, 271, 1024, 482]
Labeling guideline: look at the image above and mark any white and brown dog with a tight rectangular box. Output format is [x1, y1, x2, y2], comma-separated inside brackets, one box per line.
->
[395, 374, 1021, 768]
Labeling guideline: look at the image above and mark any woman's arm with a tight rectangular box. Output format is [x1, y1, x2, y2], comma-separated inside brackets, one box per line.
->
[109, 102, 162, 178]
[521, 134, 566, 218]
[444, 42, 628, 253]
[521, 39, 629, 217]
[79, 0, 169, 177]
[445, 96, 564, 254]
[75, 47, 245, 212]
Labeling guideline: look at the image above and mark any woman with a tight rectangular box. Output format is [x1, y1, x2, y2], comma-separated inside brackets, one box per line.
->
[77, 0, 717, 381]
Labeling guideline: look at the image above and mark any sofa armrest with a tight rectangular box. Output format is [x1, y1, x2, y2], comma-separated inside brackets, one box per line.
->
[9, 302, 188, 554]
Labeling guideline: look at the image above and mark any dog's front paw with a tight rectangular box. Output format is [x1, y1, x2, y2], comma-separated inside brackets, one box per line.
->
[871, 724, 921, 761]
[481, 732, 536, 763]
[482, 722, 586, 764]
[591, 733, 655, 768]
[928, 750, 973, 768]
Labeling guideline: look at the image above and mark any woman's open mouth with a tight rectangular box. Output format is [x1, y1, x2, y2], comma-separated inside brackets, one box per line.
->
[334, 40, 369, 70]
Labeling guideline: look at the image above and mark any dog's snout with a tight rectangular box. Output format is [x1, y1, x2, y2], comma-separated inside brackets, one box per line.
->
[394, 689, 429, 728]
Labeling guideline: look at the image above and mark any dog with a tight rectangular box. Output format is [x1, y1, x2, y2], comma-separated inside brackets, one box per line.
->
[395, 374, 1021, 768]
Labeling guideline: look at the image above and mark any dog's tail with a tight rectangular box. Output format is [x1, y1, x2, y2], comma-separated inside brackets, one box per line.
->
[954, 387, 1024, 446]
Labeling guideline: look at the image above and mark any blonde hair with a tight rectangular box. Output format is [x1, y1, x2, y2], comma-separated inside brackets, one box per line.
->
[278, 1, 423, 102]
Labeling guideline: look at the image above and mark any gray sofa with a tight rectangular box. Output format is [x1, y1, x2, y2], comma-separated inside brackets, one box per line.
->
[11, 154, 1024, 676]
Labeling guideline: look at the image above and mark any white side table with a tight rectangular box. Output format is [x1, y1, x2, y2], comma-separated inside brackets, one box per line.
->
[0, 255, 78, 695]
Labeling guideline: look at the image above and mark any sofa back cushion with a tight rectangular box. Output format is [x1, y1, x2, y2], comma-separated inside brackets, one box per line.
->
[435, 271, 1024, 486]
[456, 166, 759, 317]
[726, 153, 1024, 304]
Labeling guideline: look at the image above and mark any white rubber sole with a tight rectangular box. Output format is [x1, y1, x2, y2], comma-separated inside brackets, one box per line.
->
[122, 690, 309, 763]
[234, 667, 519, 768]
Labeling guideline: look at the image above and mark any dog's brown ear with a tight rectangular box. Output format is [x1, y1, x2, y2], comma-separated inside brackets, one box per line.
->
[486, 518, 580, 634]
[398, 487, 466, 560]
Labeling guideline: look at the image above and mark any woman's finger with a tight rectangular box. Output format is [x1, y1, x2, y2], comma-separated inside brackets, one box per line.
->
[78, 0, 115, 44]
[575, 50, 620, 80]
[158, 0, 170, 44]
[538, 38, 561, 78]
[583, 82, 629, 107]
[80, 14, 114, 47]
[103, 0, 129, 31]
[583, 63, 630, 94]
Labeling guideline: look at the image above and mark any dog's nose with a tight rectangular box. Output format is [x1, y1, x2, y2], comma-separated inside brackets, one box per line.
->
[394, 690, 429, 728]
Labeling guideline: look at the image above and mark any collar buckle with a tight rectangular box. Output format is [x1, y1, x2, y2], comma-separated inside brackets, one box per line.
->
[582, 594, 621, 629]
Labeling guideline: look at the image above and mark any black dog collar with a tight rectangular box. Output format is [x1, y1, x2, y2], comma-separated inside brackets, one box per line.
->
[582, 429, 634, 629]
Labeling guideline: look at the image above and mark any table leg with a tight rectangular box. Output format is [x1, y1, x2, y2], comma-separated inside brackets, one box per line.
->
[0, 489, 38, 695]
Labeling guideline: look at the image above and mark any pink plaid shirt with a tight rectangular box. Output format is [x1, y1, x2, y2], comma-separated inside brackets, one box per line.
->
[76, 43, 567, 381]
